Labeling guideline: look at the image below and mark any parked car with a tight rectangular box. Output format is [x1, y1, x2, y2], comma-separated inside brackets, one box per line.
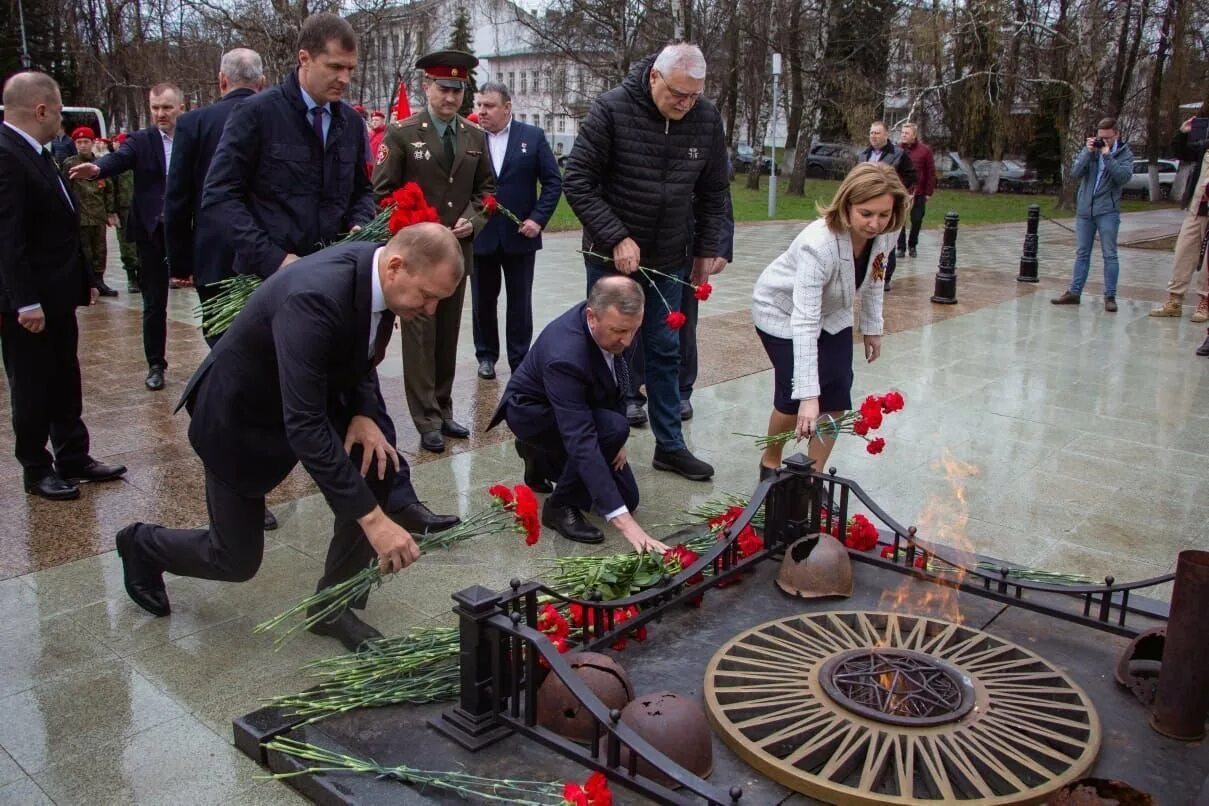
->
[973, 160, 1041, 193]
[1123, 159, 1178, 199]
[805, 142, 859, 179]
[734, 144, 772, 175]
[942, 166, 972, 189]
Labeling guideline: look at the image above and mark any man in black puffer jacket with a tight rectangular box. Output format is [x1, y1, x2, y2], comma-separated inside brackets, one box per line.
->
[564, 43, 730, 483]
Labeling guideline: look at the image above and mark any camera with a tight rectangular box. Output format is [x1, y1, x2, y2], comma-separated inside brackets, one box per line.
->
[1092, 137, 1107, 149]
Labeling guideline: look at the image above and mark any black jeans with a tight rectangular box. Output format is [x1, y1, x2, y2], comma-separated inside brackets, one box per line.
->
[470, 249, 535, 371]
[897, 196, 927, 251]
[136, 226, 170, 370]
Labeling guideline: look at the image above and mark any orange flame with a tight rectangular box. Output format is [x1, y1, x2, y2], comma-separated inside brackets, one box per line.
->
[878, 450, 980, 625]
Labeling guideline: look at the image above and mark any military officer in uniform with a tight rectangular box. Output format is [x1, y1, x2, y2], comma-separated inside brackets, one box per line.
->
[61, 127, 119, 297]
[372, 49, 495, 453]
[111, 133, 141, 292]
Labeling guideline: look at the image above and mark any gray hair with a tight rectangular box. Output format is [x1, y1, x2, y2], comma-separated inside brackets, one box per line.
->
[588, 275, 645, 316]
[220, 48, 264, 86]
[653, 43, 706, 81]
[478, 82, 511, 103]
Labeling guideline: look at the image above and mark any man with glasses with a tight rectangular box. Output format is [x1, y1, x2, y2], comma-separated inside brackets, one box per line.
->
[563, 43, 730, 485]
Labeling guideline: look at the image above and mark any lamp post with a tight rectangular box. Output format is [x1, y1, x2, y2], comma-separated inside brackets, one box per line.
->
[769, 52, 781, 218]
[17, 0, 32, 68]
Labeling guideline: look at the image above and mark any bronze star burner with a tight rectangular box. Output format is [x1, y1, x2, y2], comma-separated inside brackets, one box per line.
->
[819, 647, 976, 727]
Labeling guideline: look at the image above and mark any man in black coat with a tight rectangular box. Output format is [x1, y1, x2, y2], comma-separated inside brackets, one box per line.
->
[0, 72, 126, 500]
[114, 224, 465, 650]
[563, 43, 729, 484]
[71, 82, 186, 391]
[489, 276, 668, 553]
[200, 13, 375, 282]
[860, 121, 916, 289]
[164, 47, 264, 339]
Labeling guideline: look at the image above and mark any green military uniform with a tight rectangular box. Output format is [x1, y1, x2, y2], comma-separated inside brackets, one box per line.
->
[111, 168, 140, 289]
[372, 106, 494, 437]
[62, 153, 115, 285]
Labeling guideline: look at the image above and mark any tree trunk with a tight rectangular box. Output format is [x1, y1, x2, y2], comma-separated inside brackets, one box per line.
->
[1146, 0, 1179, 202]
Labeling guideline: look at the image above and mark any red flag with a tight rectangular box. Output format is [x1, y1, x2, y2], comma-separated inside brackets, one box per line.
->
[393, 81, 411, 122]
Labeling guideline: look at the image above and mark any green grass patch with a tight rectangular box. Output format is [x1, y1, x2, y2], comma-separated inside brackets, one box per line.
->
[542, 178, 1174, 233]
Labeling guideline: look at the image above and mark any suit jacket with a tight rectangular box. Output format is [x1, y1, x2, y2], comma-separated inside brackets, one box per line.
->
[96, 126, 168, 243]
[164, 88, 256, 284]
[0, 124, 95, 313]
[201, 71, 376, 279]
[372, 108, 495, 244]
[178, 242, 387, 521]
[489, 302, 628, 513]
[474, 120, 561, 256]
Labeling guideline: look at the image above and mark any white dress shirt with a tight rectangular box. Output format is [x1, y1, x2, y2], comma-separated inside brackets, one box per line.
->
[592, 342, 628, 522]
[369, 247, 388, 356]
[486, 118, 512, 177]
[160, 129, 174, 174]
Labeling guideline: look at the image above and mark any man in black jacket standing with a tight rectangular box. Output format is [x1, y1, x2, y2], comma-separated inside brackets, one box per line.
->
[113, 224, 464, 650]
[860, 121, 915, 290]
[0, 72, 126, 500]
[70, 83, 185, 391]
[563, 43, 729, 483]
[164, 47, 264, 338]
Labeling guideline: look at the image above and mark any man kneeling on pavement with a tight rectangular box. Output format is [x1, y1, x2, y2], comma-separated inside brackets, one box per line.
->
[489, 276, 670, 554]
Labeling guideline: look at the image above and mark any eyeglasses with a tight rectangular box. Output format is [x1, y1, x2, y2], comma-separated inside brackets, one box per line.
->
[657, 73, 702, 103]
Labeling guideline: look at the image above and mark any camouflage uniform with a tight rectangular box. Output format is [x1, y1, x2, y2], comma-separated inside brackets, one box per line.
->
[61, 153, 115, 284]
[112, 170, 140, 288]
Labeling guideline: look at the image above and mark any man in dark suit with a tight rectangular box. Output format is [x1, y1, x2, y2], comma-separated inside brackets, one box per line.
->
[471, 83, 562, 379]
[113, 223, 465, 650]
[0, 72, 127, 500]
[201, 14, 375, 283]
[164, 47, 264, 340]
[489, 276, 669, 553]
[373, 49, 495, 453]
[71, 82, 186, 391]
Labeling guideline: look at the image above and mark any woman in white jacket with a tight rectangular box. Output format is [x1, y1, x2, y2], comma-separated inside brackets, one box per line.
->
[752, 163, 909, 477]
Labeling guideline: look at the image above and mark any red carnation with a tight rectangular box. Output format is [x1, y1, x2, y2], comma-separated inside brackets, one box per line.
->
[862, 407, 883, 430]
[563, 782, 589, 806]
[880, 545, 896, 559]
[880, 390, 905, 413]
[866, 437, 886, 455]
[665, 311, 687, 330]
[694, 282, 713, 301]
[859, 396, 883, 421]
[538, 603, 570, 638]
[488, 484, 513, 506]
[707, 505, 745, 531]
[513, 484, 541, 545]
[853, 418, 870, 437]
[736, 526, 764, 557]
[844, 514, 879, 551]
[483, 195, 499, 215]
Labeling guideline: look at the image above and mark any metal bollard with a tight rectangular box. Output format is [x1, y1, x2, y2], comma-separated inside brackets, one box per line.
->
[930, 212, 959, 304]
[1150, 550, 1209, 741]
[1017, 204, 1040, 283]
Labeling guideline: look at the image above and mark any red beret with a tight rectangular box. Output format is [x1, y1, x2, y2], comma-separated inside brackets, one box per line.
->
[370, 109, 385, 118]
[115, 133, 129, 144]
[353, 104, 366, 113]
[71, 127, 95, 141]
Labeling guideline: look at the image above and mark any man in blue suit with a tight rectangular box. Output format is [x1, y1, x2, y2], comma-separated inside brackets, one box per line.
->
[489, 276, 669, 553]
[70, 83, 185, 391]
[471, 83, 562, 379]
[164, 48, 264, 344]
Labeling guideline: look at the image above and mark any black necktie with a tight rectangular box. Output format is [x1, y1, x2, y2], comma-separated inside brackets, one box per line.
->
[311, 107, 326, 149]
[614, 353, 632, 397]
[442, 125, 455, 167]
[372, 312, 396, 366]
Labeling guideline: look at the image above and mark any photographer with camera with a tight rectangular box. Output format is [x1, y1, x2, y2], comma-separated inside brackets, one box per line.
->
[1052, 117, 1133, 312]
[1149, 111, 1209, 342]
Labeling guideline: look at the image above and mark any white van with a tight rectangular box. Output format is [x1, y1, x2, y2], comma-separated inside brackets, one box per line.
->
[0, 105, 109, 139]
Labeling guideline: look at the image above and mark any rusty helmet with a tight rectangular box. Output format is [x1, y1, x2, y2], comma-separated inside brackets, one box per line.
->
[536, 652, 634, 743]
[776, 533, 853, 599]
[599, 691, 713, 788]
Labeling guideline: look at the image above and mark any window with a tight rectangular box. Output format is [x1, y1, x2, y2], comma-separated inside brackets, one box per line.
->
[557, 115, 566, 133]
[520, 73, 527, 94]
[532, 71, 540, 94]
[545, 113, 553, 131]
[496, 72, 503, 83]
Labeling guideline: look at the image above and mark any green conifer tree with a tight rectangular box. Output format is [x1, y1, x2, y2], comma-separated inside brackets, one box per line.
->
[447, 8, 478, 117]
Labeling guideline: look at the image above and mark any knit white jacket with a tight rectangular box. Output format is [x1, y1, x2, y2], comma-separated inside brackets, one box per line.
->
[751, 218, 891, 400]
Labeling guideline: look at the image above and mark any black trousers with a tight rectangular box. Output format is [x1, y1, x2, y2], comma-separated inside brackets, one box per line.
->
[136, 226, 170, 370]
[510, 402, 639, 515]
[897, 196, 927, 251]
[625, 285, 698, 405]
[1, 308, 90, 479]
[471, 248, 535, 372]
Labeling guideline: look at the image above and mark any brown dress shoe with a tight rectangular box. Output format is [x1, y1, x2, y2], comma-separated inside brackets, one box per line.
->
[1104, 297, 1118, 312]
[1051, 291, 1080, 305]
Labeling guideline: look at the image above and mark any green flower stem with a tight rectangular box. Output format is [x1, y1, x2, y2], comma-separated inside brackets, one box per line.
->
[578, 250, 697, 291]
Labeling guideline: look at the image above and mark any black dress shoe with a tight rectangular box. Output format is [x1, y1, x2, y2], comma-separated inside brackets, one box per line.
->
[680, 399, 694, 421]
[393, 501, 460, 534]
[127, 282, 141, 293]
[909, 246, 917, 258]
[98, 283, 119, 297]
[541, 499, 603, 544]
[1104, 297, 1118, 313]
[420, 431, 445, 453]
[896, 246, 906, 258]
[1197, 332, 1209, 356]
[58, 458, 127, 484]
[652, 448, 714, 481]
[515, 441, 554, 494]
[440, 419, 470, 439]
[626, 402, 648, 427]
[264, 508, 278, 531]
[145, 366, 165, 391]
[307, 609, 382, 652]
[476, 360, 496, 380]
[25, 472, 80, 500]
[115, 523, 170, 617]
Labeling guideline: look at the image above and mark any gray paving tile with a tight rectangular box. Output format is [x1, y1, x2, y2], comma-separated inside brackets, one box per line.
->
[0, 777, 55, 806]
